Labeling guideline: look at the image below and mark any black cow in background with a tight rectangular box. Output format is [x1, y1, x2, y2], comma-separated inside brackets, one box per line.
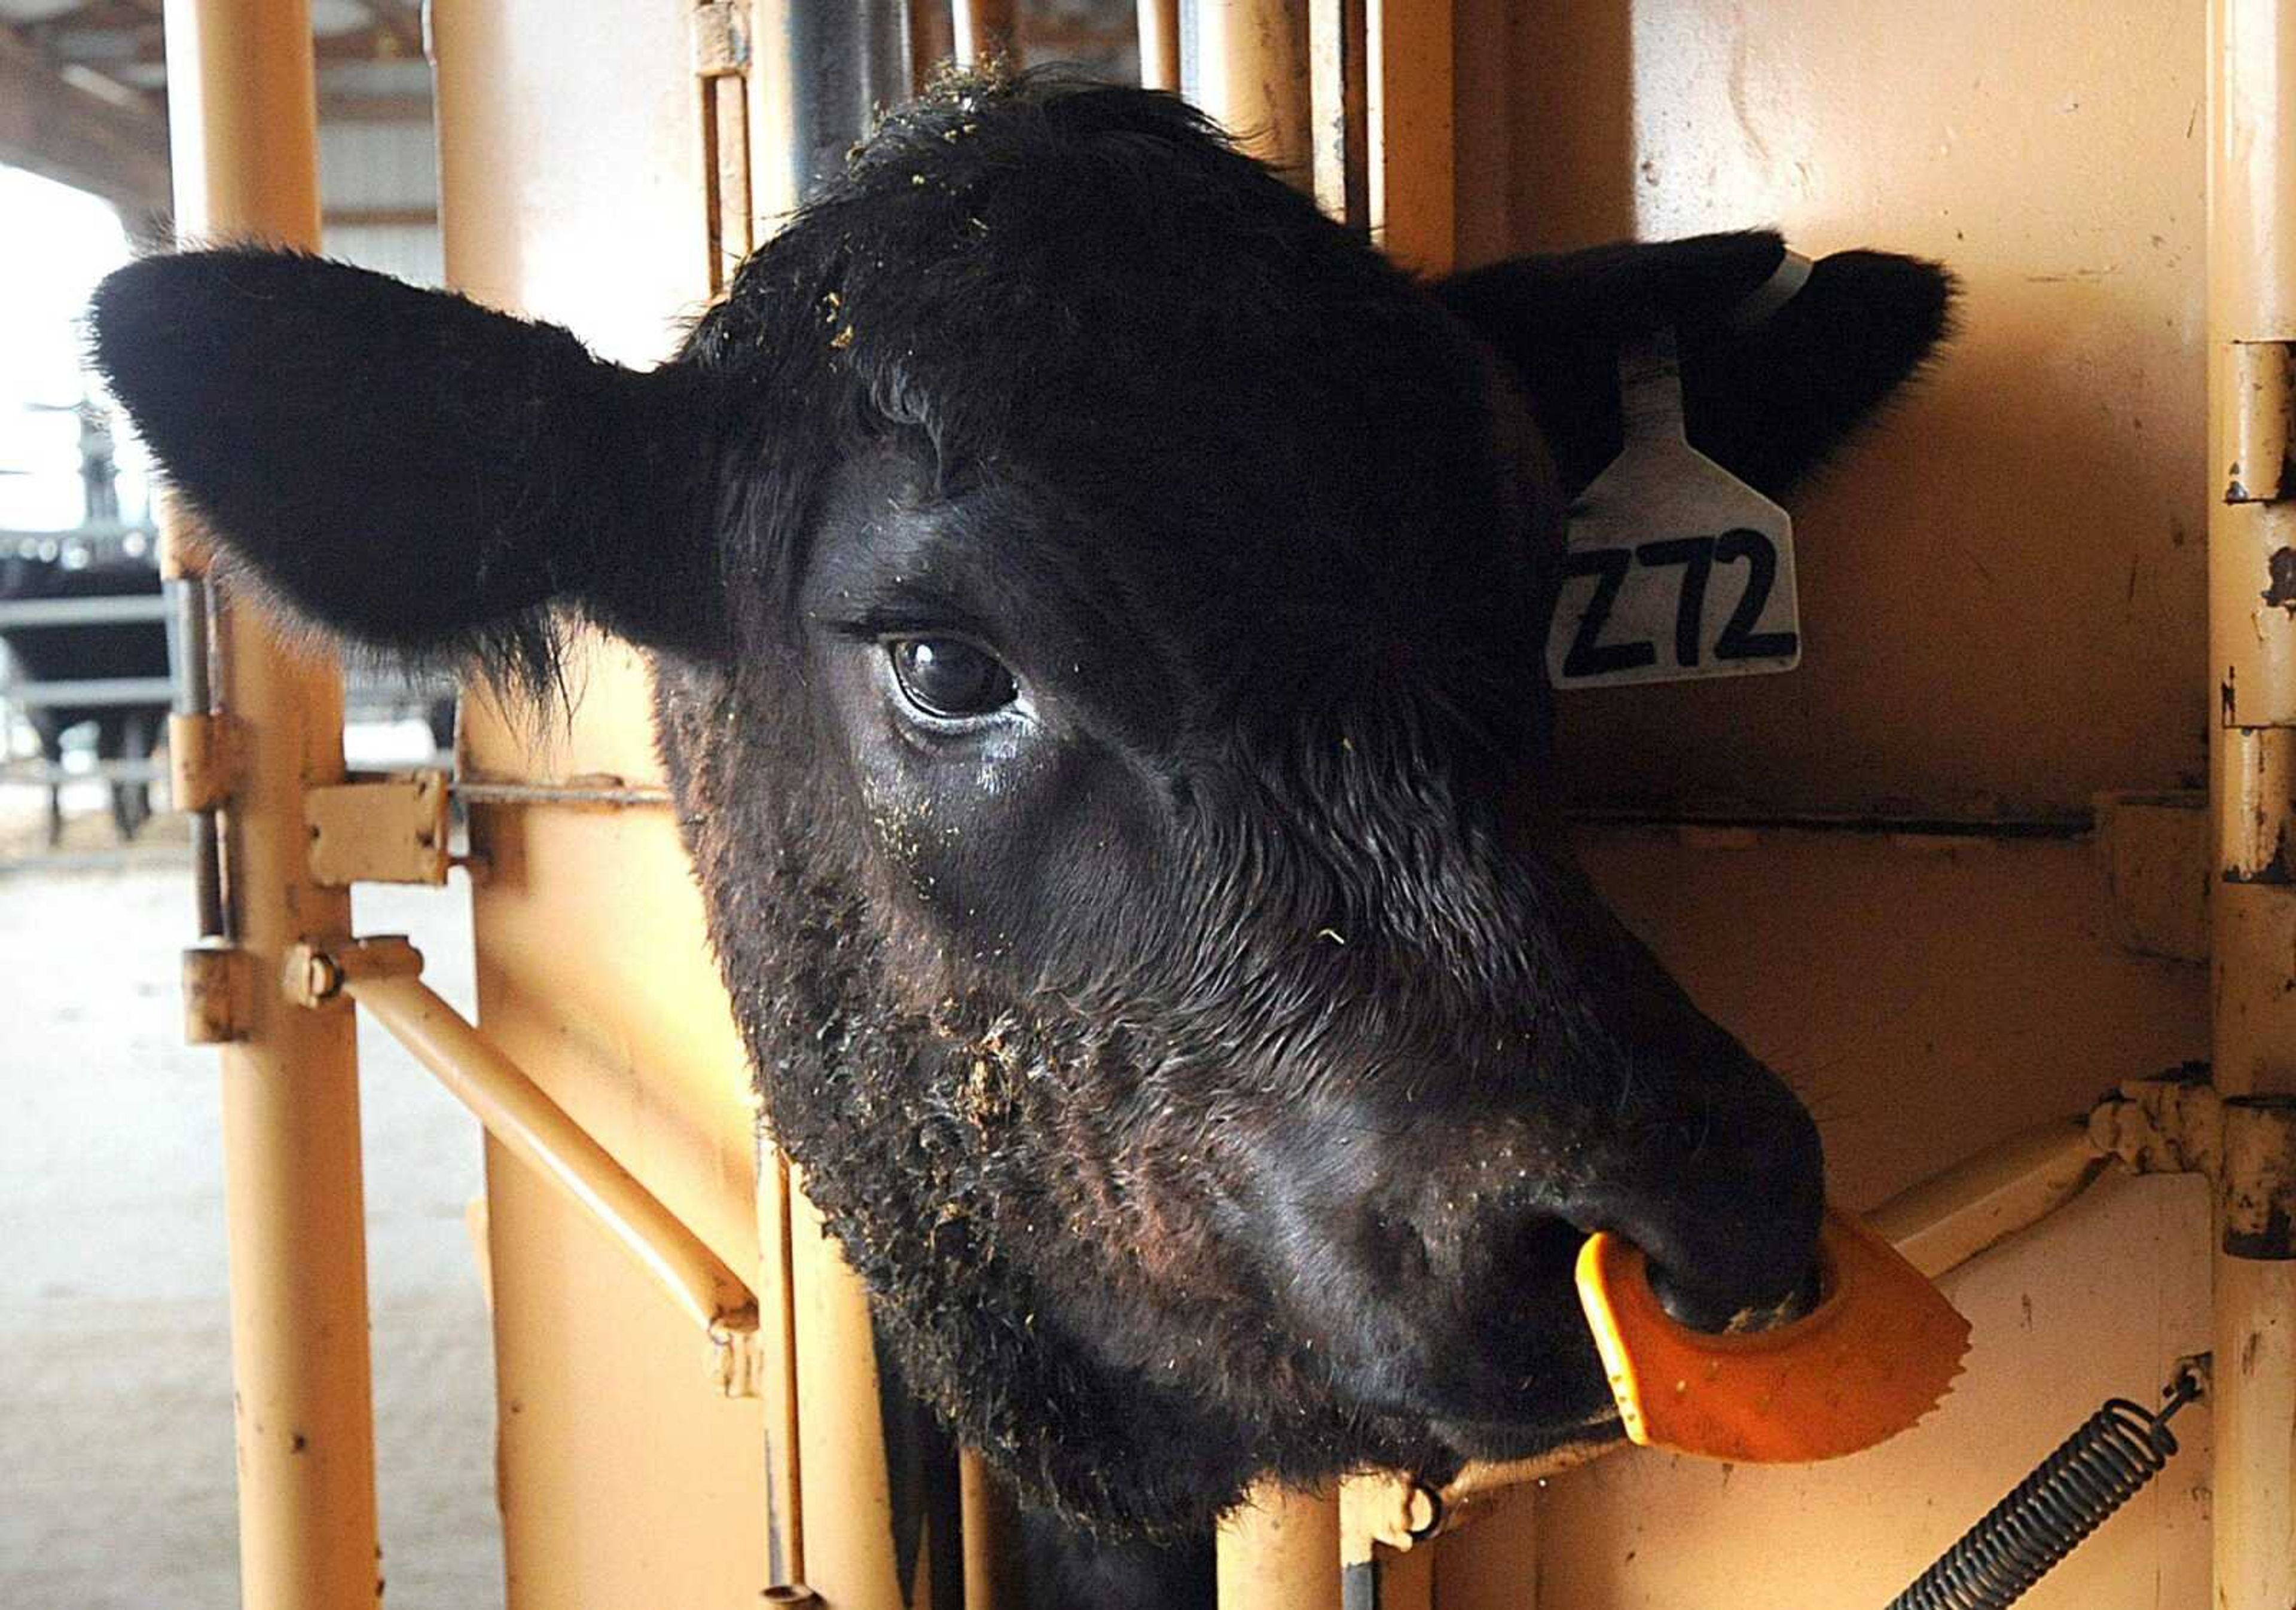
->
[0, 552, 169, 844]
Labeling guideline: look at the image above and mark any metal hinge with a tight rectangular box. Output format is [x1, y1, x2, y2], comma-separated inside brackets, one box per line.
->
[168, 710, 242, 813]
[282, 933, 426, 1010]
[2227, 340, 2296, 505]
[182, 942, 252, 1044]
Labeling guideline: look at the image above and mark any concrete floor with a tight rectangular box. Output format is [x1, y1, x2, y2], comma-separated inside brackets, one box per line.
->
[1, 784, 505, 1606]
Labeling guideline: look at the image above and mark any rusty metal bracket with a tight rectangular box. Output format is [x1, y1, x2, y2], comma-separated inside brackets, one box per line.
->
[182, 941, 252, 1044]
[2228, 340, 2296, 506]
[2088, 1067, 2225, 1180]
[304, 769, 451, 887]
[2093, 1071, 2296, 1255]
[2224, 1097, 2296, 1260]
[1341, 1472, 1446, 1562]
[282, 934, 425, 1011]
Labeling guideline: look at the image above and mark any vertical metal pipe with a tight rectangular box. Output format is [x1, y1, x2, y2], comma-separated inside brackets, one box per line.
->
[2212, 2, 2296, 1605]
[951, 0, 1018, 68]
[1363, 0, 1451, 273]
[789, 1177, 920, 1609]
[1306, 0, 1366, 230]
[749, 15, 933, 1599]
[752, 0, 913, 217]
[1138, 0, 1180, 90]
[1217, 1483, 1343, 1608]
[959, 1447, 1018, 1607]
[159, 3, 376, 1608]
[759, 1142, 805, 1587]
[910, 0, 956, 90]
[167, 566, 225, 938]
[1181, 0, 1313, 183]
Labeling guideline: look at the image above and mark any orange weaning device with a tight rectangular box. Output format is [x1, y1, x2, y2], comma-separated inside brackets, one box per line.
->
[1575, 1207, 1971, 1464]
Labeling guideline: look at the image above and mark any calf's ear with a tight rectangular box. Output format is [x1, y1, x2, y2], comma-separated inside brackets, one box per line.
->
[90, 249, 726, 694]
[1436, 230, 1954, 499]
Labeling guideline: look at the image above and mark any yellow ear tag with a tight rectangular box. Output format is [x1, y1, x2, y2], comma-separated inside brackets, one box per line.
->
[1574, 1208, 1970, 1464]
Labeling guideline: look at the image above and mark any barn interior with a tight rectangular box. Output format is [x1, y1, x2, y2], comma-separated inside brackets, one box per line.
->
[0, 3, 2276, 1609]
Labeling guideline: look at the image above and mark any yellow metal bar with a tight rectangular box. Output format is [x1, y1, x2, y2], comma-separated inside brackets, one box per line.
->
[1216, 1481, 1342, 1607]
[789, 1172, 919, 1609]
[1363, 0, 1449, 273]
[1138, 0, 1180, 90]
[760, 1141, 805, 1585]
[1306, 0, 1366, 231]
[158, 4, 380, 1606]
[959, 1447, 1016, 1608]
[2213, 3, 2296, 1605]
[1193, 8, 1334, 1599]
[1186, 0, 1312, 183]
[1867, 1118, 2106, 1280]
[343, 969, 760, 1346]
[951, 0, 1018, 66]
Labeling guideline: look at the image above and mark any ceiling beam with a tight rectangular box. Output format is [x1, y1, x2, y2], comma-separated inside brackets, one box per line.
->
[0, 25, 170, 216]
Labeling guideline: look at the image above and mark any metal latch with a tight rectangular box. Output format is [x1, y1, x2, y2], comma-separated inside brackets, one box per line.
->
[304, 769, 451, 887]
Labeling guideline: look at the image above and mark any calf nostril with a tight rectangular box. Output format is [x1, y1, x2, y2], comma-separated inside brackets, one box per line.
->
[1647, 1257, 1824, 1335]
[1501, 1212, 1586, 1282]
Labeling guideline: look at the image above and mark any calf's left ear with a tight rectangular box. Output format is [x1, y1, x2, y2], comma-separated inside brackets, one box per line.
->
[1436, 231, 1955, 500]
[90, 249, 728, 692]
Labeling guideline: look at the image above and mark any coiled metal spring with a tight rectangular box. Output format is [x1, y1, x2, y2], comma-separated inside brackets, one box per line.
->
[1887, 1369, 2202, 1610]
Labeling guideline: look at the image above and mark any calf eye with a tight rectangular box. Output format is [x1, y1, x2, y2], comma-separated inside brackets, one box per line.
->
[886, 637, 1019, 722]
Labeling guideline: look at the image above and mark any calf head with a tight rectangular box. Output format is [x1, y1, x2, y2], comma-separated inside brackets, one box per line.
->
[93, 76, 1949, 1538]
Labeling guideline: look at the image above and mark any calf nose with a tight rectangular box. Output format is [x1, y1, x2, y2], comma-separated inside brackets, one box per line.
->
[1545, 1059, 1826, 1332]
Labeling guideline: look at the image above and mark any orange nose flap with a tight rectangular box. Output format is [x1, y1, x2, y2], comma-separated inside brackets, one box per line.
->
[1574, 1207, 1971, 1464]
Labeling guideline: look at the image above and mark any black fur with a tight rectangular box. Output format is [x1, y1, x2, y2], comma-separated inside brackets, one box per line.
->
[90, 72, 1952, 1603]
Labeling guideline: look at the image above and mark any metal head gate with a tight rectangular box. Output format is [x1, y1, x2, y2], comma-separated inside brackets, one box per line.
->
[157, 1, 2292, 1605]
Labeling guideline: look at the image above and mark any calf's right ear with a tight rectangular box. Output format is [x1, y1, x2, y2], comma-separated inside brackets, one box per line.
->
[89, 249, 727, 692]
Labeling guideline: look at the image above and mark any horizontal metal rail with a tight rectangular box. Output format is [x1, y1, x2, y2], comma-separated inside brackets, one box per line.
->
[0, 594, 172, 627]
[0, 521, 158, 548]
[1867, 1118, 2106, 1279]
[1565, 806, 2098, 841]
[0, 757, 166, 787]
[454, 778, 673, 809]
[7, 677, 176, 708]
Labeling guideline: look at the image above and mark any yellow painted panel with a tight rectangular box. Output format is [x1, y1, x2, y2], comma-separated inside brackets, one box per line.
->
[431, 2, 766, 1605]
[1494, 0, 2209, 817]
[1574, 830, 2207, 1208]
